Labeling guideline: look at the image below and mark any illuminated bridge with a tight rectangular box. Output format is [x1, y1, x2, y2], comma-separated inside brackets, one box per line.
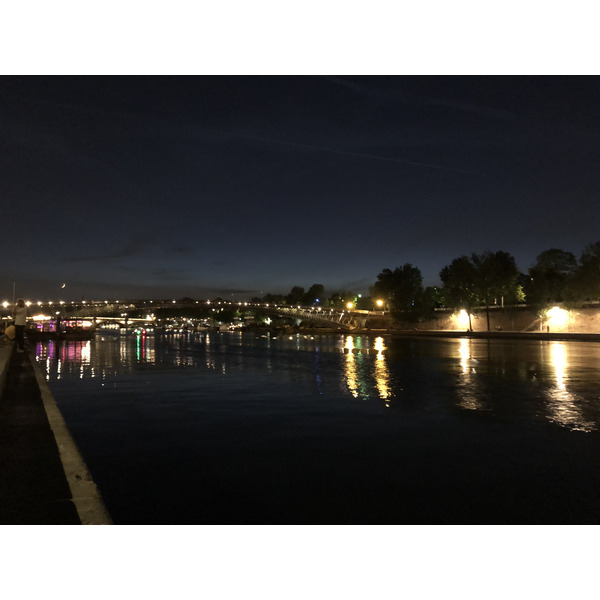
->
[54, 300, 390, 330]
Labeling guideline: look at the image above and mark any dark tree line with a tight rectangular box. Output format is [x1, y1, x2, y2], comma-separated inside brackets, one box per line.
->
[372, 241, 600, 331]
[249, 240, 600, 331]
[251, 283, 358, 309]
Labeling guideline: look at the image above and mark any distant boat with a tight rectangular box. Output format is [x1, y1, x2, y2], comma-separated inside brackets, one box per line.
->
[27, 318, 96, 341]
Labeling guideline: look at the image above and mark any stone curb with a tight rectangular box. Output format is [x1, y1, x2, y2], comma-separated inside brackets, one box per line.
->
[29, 354, 113, 525]
[0, 343, 14, 400]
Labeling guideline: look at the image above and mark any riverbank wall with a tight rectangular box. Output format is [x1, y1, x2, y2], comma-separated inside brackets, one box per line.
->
[382, 304, 600, 335]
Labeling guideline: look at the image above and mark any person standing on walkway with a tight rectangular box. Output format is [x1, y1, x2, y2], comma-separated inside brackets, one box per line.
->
[12, 298, 27, 353]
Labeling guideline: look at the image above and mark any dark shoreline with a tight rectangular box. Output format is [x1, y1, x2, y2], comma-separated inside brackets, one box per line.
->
[279, 327, 600, 342]
[384, 330, 600, 342]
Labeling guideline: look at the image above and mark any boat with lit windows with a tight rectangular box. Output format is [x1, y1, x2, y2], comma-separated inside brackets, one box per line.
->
[27, 317, 96, 341]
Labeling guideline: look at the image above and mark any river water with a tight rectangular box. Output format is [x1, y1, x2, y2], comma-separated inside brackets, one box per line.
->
[34, 332, 600, 524]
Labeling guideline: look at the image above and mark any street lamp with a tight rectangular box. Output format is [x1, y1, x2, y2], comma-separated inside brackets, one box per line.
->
[376, 299, 384, 308]
[346, 302, 354, 310]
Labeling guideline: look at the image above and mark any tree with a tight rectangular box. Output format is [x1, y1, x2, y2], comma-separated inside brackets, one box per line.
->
[524, 248, 577, 308]
[439, 256, 479, 331]
[302, 283, 325, 306]
[417, 286, 443, 321]
[471, 250, 520, 331]
[263, 293, 285, 304]
[571, 241, 600, 301]
[355, 295, 372, 310]
[285, 286, 305, 305]
[217, 308, 239, 323]
[372, 264, 424, 323]
[328, 291, 356, 309]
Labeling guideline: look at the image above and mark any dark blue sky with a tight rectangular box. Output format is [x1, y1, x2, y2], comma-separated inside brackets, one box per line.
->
[2, 75, 600, 301]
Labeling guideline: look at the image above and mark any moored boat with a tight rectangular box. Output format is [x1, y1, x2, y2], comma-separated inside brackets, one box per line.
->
[27, 318, 96, 341]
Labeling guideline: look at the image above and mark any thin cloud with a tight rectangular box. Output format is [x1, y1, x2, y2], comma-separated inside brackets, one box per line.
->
[65, 236, 154, 263]
[233, 133, 477, 175]
[334, 277, 374, 292]
[169, 244, 197, 256]
[323, 75, 517, 121]
[151, 268, 190, 282]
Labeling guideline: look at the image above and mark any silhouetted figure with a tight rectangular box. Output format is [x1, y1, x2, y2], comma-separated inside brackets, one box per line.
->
[12, 298, 27, 352]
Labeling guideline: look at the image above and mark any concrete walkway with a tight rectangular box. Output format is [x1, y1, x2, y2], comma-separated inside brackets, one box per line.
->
[0, 344, 111, 524]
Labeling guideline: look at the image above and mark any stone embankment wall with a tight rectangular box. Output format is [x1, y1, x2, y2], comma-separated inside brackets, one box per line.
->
[390, 305, 600, 334]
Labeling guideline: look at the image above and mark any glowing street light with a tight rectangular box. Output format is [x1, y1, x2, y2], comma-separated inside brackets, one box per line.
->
[547, 306, 569, 330]
[455, 309, 471, 330]
[346, 302, 354, 310]
[376, 299, 384, 308]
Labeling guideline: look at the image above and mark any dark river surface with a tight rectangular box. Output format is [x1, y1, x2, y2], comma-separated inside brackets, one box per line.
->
[34, 332, 600, 524]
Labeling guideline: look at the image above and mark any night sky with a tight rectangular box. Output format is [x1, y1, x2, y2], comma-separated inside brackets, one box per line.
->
[3, 75, 600, 302]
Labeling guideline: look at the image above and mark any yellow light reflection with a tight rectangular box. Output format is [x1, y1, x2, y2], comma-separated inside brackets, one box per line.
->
[545, 342, 595, 431]
[374, 337, 385, 353]
[344, 336, 359, 397]
[373, 337, 391, 401]
[458, 338, 470, 373]
[119, 337, 128, 364]
[456, 338, 482, 411]
[81, 341, 91, 364]
[550, 342, 566, 389]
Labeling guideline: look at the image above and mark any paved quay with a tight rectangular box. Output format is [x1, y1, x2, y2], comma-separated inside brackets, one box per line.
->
[0, 344, 111, 525]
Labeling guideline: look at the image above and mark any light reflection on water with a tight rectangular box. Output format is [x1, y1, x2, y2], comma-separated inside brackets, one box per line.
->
[543, 342, 596, 432]
[455, 338, 484, 412]
[374, 337, 391, 404]
[35, 332, 600, 433]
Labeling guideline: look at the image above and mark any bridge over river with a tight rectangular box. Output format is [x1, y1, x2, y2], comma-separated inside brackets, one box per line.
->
[61, 300, 390, 331]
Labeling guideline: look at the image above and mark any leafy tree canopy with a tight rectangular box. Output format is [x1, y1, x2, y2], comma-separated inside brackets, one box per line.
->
[525, 248, 578, 306]
[572, 241, 600, 301]
[472, 251, 520, 303]
[372, 263, 424, 322]
[285, 286, 305, 305]
[440, 256, 479, 311]
[303, 283, 325, 305]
